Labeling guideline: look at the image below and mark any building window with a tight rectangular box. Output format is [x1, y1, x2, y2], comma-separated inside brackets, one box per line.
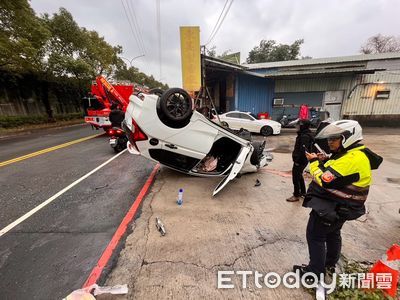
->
[375, 90, 390, 100]
[273, 98, 284, 106]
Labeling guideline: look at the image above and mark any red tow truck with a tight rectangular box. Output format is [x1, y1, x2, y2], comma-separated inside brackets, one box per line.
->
[82, 76, 133, 130]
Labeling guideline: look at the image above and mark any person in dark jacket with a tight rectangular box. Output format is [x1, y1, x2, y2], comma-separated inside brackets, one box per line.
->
[313, 111, 333, 155]
[286, 119, 314, 202]
[109, 103, 125, 128]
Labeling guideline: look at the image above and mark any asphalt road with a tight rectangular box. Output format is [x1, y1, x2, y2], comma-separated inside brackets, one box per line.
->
[0, 124, 154, 299]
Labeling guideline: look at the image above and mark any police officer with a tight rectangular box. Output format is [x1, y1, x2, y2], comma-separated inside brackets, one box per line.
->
[293, 120, 382, 278]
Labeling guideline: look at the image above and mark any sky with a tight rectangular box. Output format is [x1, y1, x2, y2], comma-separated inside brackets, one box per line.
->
[31, 0, 400, 87]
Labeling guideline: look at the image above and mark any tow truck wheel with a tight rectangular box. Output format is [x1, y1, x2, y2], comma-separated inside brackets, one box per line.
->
[157, 88, 193, 128]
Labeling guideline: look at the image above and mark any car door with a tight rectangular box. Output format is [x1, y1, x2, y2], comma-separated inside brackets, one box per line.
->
[212, 145, 251, 196]
[238, 113, 256, 132]
[224, 112, 242, 130]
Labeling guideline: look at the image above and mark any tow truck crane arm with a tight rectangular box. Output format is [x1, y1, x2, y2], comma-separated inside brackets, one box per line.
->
[95, 76, 129, 111]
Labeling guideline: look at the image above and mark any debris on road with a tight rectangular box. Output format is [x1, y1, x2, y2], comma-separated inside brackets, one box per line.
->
[64, 284, 128, 300]
[199, 155, 218, 172]
[155, 217, 166, 236]
[177, 188, 183, 206]
[254, 179, 261, 187]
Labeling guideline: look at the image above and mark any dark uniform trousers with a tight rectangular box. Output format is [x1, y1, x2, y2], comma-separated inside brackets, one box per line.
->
[306, 210, 346, 275]
[292, 162, 307, 197]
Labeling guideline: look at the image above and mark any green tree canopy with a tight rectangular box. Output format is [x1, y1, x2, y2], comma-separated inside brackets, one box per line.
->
[246, 39, 304, 64]
[114, 66, 169, 90]
[42, 8, 123, 80]
[0, 0, 49, 72]
[0, 1, 169, 120]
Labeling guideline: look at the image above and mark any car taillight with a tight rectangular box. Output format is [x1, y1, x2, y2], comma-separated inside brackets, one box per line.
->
[131, 118, 147, 141]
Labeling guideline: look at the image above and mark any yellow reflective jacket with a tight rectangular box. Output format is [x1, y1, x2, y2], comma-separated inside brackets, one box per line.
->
[309, 145, 371, 202]
[304, 144, 382, 221]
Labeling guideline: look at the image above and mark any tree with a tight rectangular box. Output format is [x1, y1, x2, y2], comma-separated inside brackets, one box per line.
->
[0, 0, 50, 72]
[206, 46, 217, 57]
[114, 65, 169, 90]
[361, 34, 400, 54]
[205, 46, 232, 59]
[42, 8, 123, 80]
[246, 39, 304, 64]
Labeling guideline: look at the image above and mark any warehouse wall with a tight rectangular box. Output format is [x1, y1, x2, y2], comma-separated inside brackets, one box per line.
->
[275, 76, 356, 99]
[274, 91, 324, 107]
[342, 72, 400, 116]
[235, 74, 274, 114]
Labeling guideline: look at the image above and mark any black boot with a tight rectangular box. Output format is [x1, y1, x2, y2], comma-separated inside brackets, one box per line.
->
[293, 264, 318, 284]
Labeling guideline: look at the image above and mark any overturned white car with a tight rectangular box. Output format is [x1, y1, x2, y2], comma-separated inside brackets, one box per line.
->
[122, 88, 272, 196]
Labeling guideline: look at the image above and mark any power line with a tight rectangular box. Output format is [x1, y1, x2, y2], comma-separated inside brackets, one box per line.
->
[126, 0, 146, 55]
[124, 0, 145, 55]
[120, 0, 145, 57]
[206, 0, 234, 45]
[205, 0, 234, 46]
[205, 0, 229, 45]
[156, 0, 162, 80]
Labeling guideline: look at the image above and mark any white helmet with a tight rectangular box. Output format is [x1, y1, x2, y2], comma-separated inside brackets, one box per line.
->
[316, 120, 363, 149]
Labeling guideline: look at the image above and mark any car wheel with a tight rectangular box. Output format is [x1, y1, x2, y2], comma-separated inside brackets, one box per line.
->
[149, 88, 164, 97]
[221, 121, 229, 128]
[157, 88, 193, 128]
[260, 126, 273, 136]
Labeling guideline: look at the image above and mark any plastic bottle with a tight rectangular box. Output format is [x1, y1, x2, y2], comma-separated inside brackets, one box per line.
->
[177, 188, 183, 206]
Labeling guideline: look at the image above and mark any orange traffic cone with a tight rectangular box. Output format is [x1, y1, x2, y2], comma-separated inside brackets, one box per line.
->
[369, 244, 400, 298]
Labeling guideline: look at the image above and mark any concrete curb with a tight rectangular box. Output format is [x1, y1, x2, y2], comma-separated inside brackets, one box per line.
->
[82, 163, 160, 288]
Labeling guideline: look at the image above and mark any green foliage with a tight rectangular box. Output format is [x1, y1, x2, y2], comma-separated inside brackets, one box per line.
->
[41, 8, 123, 80]
[0, 113, 82, 128]
[0, 1, 170, 122]
[327, 259, 395, 300]
[246, 39, 304, 63]
[0, 0, 50, 72]
[114, 66, 169, 90]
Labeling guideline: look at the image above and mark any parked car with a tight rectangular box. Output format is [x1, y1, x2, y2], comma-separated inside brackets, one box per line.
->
[216, 111, 281, 136]
[123, 88, 273, 196]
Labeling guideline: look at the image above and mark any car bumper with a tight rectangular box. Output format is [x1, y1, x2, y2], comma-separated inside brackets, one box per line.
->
[273, 126, 281, 135]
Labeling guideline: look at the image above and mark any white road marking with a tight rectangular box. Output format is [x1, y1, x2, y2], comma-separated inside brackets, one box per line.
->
[0, 149, 127, 237]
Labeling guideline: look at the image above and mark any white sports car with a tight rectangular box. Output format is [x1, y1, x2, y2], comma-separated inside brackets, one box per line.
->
[217, 111, 281, 136]
[123, 88, 273, 196]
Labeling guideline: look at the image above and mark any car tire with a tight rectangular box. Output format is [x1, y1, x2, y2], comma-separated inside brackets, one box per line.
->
[157, 88, 193, 128]
[260, 126, 273, 136]
[149, 88, 164, 97]
[221, 121, 229, 128]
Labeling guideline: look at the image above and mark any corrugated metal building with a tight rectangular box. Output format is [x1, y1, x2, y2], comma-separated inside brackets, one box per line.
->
[244, 53, 400, 125]
[204, 53, 400, 125]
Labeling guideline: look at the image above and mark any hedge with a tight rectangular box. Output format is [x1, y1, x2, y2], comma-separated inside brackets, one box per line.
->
[0, 113, 83, 128]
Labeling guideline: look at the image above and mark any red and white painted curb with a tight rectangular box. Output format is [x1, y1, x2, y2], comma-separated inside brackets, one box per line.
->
[82, 164, 160, 288]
